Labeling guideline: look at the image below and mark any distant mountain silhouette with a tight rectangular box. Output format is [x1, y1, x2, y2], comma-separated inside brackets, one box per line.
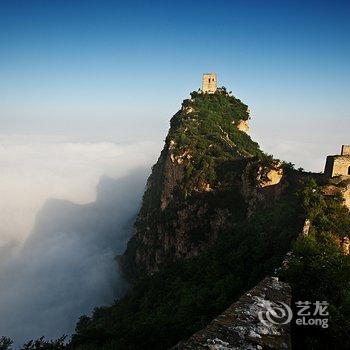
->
[0, 167, 149, 345]
[23, 168, 147, 253]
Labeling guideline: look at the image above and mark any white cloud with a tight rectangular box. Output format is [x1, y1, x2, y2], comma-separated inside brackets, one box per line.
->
[0, 135, 160, 346]
[0, 135, 159, 245]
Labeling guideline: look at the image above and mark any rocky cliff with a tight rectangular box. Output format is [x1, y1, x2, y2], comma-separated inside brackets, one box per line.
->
[322, 175, 350, 209]
[120, 89, 288, 278]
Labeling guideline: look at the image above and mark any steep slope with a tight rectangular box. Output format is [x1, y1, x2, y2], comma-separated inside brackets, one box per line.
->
[120, 88, 286, 278]
[71, 89, 311, 350]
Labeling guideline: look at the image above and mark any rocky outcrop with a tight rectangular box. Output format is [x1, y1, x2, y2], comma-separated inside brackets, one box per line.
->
[121, 151, 288, 277]
[301, 218, 311, 237]
[120, 145, 231, 275]
[344, 187, 350, 209]
[241, 162, 285, 216]
[120, 91, 288, 278]
[172, 277, 292, 350]
[259, 167, 283, 188]
[236, 119, 250, 134]
[161, 149, 186, 210]
[121, 148, 236, 275]
[341, 237, 350, 255]
[322, 176, 350, 210]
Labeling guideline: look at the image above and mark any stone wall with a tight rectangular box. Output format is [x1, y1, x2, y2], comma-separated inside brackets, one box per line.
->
[331, 156, 350, 177]
[325, 155, 350, 177]
[342, 145, 350, 156]
[325, 145, 350, 178]
[172, 276, 291, 350]
[324, 156, 335, 178]
[202, 73, 217, 93]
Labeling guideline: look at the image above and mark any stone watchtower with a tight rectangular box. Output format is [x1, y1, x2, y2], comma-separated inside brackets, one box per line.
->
[325, 145, 350, 178]
[202, 73, 217, 93]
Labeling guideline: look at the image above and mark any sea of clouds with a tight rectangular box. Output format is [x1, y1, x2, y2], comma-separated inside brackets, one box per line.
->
[0, 135, 159, 346]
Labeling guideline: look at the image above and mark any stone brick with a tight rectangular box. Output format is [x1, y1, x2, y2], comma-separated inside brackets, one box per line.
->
[172, 277, 292, 350]
[324, 146, 350, 178]
[202, 73, 217, 93]
[342, 145, 350, 156]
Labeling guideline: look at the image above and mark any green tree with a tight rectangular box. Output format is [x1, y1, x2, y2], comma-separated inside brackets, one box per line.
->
[0, 337, 13, 350]
[20, 336, 67, 350]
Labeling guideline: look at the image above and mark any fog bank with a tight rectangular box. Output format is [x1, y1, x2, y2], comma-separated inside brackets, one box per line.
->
[0, 136, 158, 346]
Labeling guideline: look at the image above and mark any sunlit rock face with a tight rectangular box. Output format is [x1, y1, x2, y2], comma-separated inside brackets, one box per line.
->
[237, 119, 250, 134]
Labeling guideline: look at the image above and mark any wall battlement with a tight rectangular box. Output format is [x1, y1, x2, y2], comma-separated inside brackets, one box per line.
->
[342, 145, 350, 156]
[325, 145, 350, 178]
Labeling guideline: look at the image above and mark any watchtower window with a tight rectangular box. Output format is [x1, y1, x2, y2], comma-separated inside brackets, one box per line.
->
[348, 166, 350, 175]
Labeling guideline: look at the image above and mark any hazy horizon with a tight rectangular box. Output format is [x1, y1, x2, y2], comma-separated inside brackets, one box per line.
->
[1, 0, 349, 170]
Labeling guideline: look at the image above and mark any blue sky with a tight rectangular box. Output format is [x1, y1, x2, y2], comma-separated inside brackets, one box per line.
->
[0, 0, 349, 170]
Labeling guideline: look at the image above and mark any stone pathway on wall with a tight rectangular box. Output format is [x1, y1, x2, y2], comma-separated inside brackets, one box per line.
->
[171, 277, 292, 350]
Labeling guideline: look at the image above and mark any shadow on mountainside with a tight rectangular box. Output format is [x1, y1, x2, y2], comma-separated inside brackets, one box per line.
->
[0, 167, 149, 347]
